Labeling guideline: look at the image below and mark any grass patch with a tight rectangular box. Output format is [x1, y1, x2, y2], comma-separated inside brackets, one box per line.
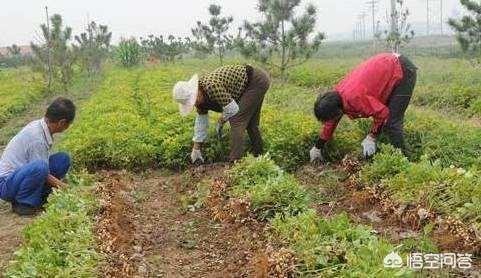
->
[0, 68, 45, 127]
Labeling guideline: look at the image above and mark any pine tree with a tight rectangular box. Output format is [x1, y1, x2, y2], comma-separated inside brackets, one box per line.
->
[31, 14, 76, 91]
[449, 0, 481, 63]
[6, 44, 23, 68]
[236, 0, 324, 77]
[74, 21, 112, 75]
[191, 4, 234, 64]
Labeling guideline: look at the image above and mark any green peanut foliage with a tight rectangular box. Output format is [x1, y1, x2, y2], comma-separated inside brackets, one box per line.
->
[228, 155, 310, 220]
[6, 175, 98, 277]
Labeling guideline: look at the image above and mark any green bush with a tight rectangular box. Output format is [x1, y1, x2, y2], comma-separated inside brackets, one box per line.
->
[225, 154, 412, 276]
[5, 175, 98, 277]
[385, 159, 481, 219]
[404, 109, 481, 168]
[116, 38, 143, 67]
[412, 57, 481, 117]
[228, 155, 309, 220]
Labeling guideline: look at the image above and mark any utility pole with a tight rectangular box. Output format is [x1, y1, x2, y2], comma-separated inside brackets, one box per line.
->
[390, 0, 397, 34]
[426, 0, 430, 36]
[45, 6, 52, 92]
[362, 11, 367, 40]
[366, 0, 378, 51]
[359, 12, 367, 40]
[440, 0, 443, 35]
[366, 0, 378, 38]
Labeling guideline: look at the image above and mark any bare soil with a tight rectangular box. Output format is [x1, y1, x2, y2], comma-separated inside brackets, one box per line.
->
[95, 165, 277, 278]
[0, 201, 32, 273]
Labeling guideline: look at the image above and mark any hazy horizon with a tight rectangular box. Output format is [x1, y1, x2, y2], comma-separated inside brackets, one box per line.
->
[0, 0, 464, 47]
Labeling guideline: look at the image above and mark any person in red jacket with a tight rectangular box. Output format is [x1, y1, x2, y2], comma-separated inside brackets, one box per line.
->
[310, 53, 417, 162]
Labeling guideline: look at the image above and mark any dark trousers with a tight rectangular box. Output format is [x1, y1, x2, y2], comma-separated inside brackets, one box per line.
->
[229, 68, 271, 161]
[384, 55, 417, 151]
[0, 152, 70, 207]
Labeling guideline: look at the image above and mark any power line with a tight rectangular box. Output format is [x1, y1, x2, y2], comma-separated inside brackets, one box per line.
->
[440, 0, 443, 35]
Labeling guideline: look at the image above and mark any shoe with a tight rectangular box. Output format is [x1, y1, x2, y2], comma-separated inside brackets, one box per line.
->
[11, 201, 39, 216]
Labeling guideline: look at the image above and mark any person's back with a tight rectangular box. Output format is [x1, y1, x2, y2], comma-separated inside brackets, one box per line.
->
[335, 53, 403, 105]
[0, 120, 51, 178]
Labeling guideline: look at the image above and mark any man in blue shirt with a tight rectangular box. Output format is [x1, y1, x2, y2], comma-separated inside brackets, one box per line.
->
[0, 97, 75, 216]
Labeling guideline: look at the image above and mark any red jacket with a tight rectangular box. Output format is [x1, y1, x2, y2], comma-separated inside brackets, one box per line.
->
[320, 53, 404, 141]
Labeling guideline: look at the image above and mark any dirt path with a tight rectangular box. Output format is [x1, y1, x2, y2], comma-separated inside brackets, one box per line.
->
[96, 165, 271, 278]
[0, 201, 32, 273]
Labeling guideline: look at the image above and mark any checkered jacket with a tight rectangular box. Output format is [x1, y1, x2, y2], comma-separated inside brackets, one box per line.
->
[199, 65, 248, 107]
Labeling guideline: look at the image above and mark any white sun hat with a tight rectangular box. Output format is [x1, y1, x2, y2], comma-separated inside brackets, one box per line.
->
[173, 74, 199, 116]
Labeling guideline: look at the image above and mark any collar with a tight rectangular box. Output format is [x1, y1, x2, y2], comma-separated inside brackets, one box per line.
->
[40, 118, 53, 147]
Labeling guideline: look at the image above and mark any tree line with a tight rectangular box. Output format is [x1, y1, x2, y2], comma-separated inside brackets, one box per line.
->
[118, 0, 326, 78]
[1, 0, 481, 92]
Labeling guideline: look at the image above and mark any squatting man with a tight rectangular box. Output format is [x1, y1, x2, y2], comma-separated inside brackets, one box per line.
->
[0, 98, 75, 216]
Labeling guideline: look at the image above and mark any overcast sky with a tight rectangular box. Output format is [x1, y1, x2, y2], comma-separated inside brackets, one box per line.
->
[0, 0, 463, 46]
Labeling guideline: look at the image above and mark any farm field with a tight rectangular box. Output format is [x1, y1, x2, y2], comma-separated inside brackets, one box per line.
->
[0, 68, 45, 128]
[0, 56, 480, 277]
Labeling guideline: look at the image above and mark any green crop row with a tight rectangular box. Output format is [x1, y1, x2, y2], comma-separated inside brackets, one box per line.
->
[391, 108, 481, 168]
[289, 57, 481, 118]
[287, 59, 354, 89]
[361, 145, 481, 231]
[59, 60, 481, 172]
[228, 155, 409, 277]
[0, 68, 45, 126]
[5, 175, 99, 277]
[412, 57, 481, 117]
[57, 65, 365, 171]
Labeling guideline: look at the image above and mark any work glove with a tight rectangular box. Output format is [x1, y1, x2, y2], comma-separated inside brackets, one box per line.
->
[361, 135, 377, 157]
[215, 119, 225, 140]
[190, 149, 204, 164]
[309, 146, 324, 163]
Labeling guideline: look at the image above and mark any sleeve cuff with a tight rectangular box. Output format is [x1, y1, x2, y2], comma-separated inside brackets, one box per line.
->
[193, 114, 209, 142]
[222, 100, 239, 120]
[315, 138, 327, 149]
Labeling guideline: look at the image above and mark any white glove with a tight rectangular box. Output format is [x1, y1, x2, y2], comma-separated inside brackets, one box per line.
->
[309, 146, 323, 163]
[191, 149, 204, 163]
[362, 135, 377, 157]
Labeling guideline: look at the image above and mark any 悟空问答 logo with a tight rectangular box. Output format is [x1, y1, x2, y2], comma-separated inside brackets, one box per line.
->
[384, 252, 403, 268]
